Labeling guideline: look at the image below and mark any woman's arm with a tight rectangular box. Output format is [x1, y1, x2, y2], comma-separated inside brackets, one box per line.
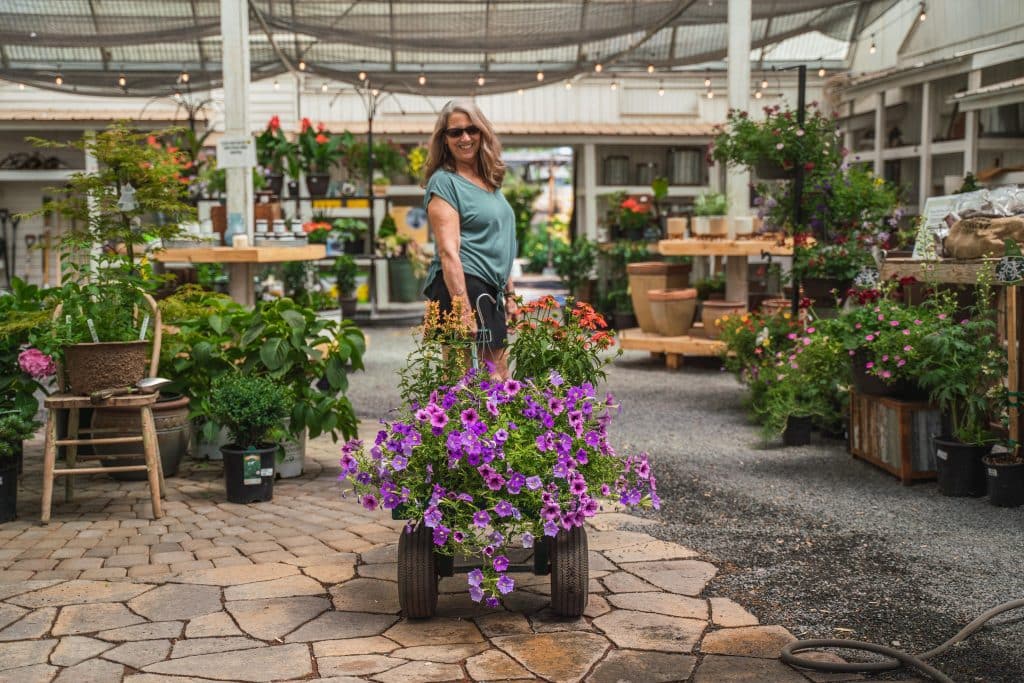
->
[427, 195, 476, 335]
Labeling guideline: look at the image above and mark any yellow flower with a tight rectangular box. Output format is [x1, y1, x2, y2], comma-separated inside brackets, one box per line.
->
[741, 314, 750, 322]
[783, 312, 791, 319]
[874, 177, 884, 186]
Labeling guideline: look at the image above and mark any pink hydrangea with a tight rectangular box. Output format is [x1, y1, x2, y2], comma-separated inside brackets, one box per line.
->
[18, 348, 55, 379]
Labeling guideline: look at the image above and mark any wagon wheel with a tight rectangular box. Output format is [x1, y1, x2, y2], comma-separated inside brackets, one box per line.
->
[397, 524, 438, 618]
[550, 525, 589, 617]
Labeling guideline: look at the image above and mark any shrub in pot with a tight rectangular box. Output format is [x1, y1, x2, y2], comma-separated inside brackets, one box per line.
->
[0, 412, 38, 522]
[208, 373, 292, 503]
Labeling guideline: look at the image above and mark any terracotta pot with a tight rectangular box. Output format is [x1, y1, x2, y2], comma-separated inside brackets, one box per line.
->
[626, 262, 691, 334]
[648, 288, 698, 337]
[700, 300, 746, 339]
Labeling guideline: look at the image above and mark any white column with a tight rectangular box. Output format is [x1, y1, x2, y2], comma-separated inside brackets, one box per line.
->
[220, 0, 254, 249]
[873, 91, 885, 176]
[963, 69, 981, 175]
[725, 0, 751, 304]
[919, 81, 932, 210]
[581, 143, 598, 241]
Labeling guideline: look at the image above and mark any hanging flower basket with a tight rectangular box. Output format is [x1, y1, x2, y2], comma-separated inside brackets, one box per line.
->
[754, 159, 795, 181]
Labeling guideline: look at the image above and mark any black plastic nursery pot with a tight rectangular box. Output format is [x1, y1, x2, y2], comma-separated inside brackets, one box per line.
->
[0, 461, 17, 523]
[782, 415, 813, 446]
[933, 437, 990, 497]
[221, 444, 277, 504]
[982, 457, 1024, 508]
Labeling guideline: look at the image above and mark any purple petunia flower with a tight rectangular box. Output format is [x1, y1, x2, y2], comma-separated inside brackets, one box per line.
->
[569, 476, 588, 496]
[361, 494, 378, 511]
[391, 455, 408, 471]
[543, 520, 559, 537]
[525, 476, 542, 490]
[485, 596, 500, 608]
[469, 585, 484, 602]
[423, 505, 442, 528]
[467, 568, 484, 586]
[549, 369, 564, 386]
[541, 502, 561, 521]
[506, 472, 525, 494]
[521, 532, 534, 548]
[496, 574, 515, 595]
[494, 500, 514, 517]
[493, 555, 509, 572]
[452, 530, 464, 543]
[432, 525, 450, 546]
[494, 428, 508, 444]
[473, 510, 491, 528]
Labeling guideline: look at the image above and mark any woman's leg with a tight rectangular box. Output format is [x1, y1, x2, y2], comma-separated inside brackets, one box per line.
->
[481, 346, 510, 380]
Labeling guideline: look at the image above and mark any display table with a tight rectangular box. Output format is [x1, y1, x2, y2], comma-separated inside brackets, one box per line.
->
[152, 245, 327, 306]
[617, 327, 725, 369]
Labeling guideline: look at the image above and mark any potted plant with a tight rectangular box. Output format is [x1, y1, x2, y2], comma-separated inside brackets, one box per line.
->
[345, 138, 406, 189]
[296, 118, 345, 196]
[692, 192, 728, 237]
[255, 115, 297, 196]
[0, 411, 38, 522]
[377, 214, 428, 303]
[552, 236, 597, 303]
[371, 173, 391, 197]
[406, 144, 428, 185]
[333, 217, 368, 255]
[207, 373, 292, 503]
[334, 255, 359, 319]
[616, 195, 653, 241]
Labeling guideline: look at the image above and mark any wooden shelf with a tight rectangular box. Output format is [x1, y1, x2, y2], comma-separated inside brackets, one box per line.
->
[657, 237, 794, 257]
[879, 257, 998, 284]
[0, 169, 79, 182]
[618, 327, 726, 369]
[152, 245, 326, 264]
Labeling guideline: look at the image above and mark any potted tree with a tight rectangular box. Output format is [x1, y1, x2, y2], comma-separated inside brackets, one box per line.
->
[208, 373, 292, 504]
[334, 255, 359, 319]
[0, 411, 38, 522]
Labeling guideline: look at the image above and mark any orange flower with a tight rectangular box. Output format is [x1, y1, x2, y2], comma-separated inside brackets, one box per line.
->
[315, 133, 329, 145]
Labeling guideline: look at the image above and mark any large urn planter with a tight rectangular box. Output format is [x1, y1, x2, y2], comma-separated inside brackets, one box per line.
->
[64, 341, 150, 395]
[648, 288, 698, 337]
[221, 444, 277, 503]
[982, 457, 1024, 507]
[0, 459, 17, 523]
[700, 300, 746, 340]
[92, 394, 191, 480]
[933, 437, 990, 497]
[626, 262, 691, 333]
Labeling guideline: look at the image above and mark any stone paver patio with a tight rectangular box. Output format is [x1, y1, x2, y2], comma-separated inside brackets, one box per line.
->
[0, 429, 867, 683]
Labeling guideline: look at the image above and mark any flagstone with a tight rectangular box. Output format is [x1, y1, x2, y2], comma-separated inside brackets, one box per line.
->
[603, 540, 698, 564]
[492, 632, 609, 683]
[223, 574, 325, 601]
[618, 559, 718, 596]
[585, 512, 661, 531]
[710, 597, 760, 627]
[607, 592, 708, 619]
[498, 589, 549, 614]
[0, 580, 62, 601]
[0, 639, 58, 671]
[50, 635, 115, 666]
[104, 639, 172, 668]
[601, 571, 660, 594]
[583, 594, 611, 618]
[592, 610, 705, 652]
[53, 603, 143, 636]
[359, 544, 397, 564]
[529, 608, 592, 633]
[52, 657, 125, 682]
[315, 654, 407, 677]
[473, 612, 533, 638]
[370, 660, 465, 683]
[312, 635, 399, 657]
[144, 643, 312, 681]
[384, 617, 485, 647]
[127, 584, 223, 622]
[170, 636, 262, 658]
[330, 578, 400, 613]
[98, 621, 184, 642]
[225, 596, 330, 640]
[0, 606, 57, 640]
[433, 592, 493, 619]
[356, 562, 398, 582]
[587, 649, 698, 683]
[465, 649, 533, 681]
[285, 611, 399, 642]
[585, 530, 656, 551]
[0, 603, 27, 631]
[390, 642, 489, 662]
[302, 562, 357, 585]
[0, 663, 59, 683]
[700, 625, 797, 658]
[693, 654, 812, 683]
[184, 611, 242, 638]
[588, 552, 617, 572]
[168, 562, 297, 586]
[8, 580, 154, 608]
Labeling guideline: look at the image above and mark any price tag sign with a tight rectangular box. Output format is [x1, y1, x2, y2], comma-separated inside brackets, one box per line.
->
[216, 136, 256, 169]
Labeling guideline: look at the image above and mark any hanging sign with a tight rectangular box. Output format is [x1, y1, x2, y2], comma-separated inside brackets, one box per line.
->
[216, 136, 256, 168]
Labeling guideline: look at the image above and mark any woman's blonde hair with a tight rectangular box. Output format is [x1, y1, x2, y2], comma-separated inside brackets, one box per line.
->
[423, 100, 505, 189]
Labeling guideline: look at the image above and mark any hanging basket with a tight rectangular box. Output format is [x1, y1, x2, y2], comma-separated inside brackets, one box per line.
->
[753, 160, 795, 181]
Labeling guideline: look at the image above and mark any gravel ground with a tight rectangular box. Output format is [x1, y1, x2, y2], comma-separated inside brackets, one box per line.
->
[346, 325, 1024, 682]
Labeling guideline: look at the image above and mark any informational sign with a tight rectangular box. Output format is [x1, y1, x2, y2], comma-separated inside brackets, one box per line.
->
[216, 136, 256, 169]
[912, 194, 959, 259]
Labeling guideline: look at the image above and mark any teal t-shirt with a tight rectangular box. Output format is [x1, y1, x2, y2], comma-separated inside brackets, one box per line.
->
[422, 169, 517, 293]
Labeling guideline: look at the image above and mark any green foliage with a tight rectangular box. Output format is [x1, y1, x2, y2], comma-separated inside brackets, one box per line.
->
[956, 172, 980, 194]
[345, 138, 406, 182]
[398, 300, 477, 406]
[710, 103, 842, 173]
[377, 213, 398, 238]
[333, 255, 358, 296]
[0, 278, 51, 418]
[790, 241, 876, 282]
[501, 176, 542, 256]
[254, 116, 297, 175]
[553, 236, 597, 297]
[157, 284, 235, 326]
[281, 261, 312, 303]
[694, 192, 728, 217]
[296, 120, 347, 175]
[0, 411, 39, 461]
[694, 272, 726, 300]
[207, 373, 292, 449]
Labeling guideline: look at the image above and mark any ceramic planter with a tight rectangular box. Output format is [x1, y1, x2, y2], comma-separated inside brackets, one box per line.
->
[700, 300, 746, 340]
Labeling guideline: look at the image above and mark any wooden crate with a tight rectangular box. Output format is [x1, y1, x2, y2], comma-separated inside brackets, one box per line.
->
[848, 390, 941, 485]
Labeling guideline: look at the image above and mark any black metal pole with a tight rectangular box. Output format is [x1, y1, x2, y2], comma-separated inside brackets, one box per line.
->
[366, 86, 378, 319]
[791, 64, 806, 317]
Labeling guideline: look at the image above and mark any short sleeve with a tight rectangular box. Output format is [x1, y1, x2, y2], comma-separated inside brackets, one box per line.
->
[423, 171, 461, 214]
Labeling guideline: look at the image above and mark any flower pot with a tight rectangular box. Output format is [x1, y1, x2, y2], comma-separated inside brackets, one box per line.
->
[64, 341, 150, 396]
[759, 297, 792, 317]
[305, 174, 331, 197]
[192, 424, 230, 461]
[666, 217, 687, 238]
[612, 311, 637, 330]
[372, 184, 390, 197]
[221, 444, 277, 503]
[266, 174, 284, 197]
[801, 277, 851, 307]
[286, 180, 300, 198]
[92, 394, 191, 480]
[277, 426, 306, 479]
[700, 300, 746, 340]
[982, 456, 1024, 507]
[782, 415, 813, 446]
[388, 258, 422, 303]
[0, 461, 17, 523]
[692, 215, 728, 237]
[933, 437, 990, 497]
[339, 295, 358, 320]
[626, 262, 691, 334]
[648, 288, 698, 337]
[209, 204, 227, 245]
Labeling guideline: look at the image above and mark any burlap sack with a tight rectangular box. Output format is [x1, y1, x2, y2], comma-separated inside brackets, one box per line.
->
[944, 215, 1024, 259]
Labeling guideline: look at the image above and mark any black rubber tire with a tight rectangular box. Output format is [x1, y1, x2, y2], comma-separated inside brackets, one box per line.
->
[397, 524, 438, 618]
[550, 525, 588, 617]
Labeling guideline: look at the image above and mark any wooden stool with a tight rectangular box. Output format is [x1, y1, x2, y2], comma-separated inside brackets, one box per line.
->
[40, 392, 165, 523]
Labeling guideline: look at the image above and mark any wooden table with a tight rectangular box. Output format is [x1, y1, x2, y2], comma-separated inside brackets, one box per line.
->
[152, 245, 327, 306]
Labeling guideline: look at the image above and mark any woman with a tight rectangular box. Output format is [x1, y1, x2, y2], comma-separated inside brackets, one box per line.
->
[421, 100, 518, 379]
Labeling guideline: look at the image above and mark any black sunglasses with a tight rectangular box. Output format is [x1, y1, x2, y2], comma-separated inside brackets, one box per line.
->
[444, 125, 481, 139]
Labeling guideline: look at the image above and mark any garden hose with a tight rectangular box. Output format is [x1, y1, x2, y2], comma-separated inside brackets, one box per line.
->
[781, 597, 1024, 683]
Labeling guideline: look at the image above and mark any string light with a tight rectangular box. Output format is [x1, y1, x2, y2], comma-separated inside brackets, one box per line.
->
[536, 70, 544, 81]
[706, 88, 714, 99]
[273, 79, 280, 90]
[357, 70, 367, 81]
[18, 83, 25, 90]
[477, 74, 486, 87]
[754, 89, 763, 99]
[610, 79, 618, 91]
[869, 34, 876, 54]
[117, 72, 126, 88]
[657, 80, 665, 97]
[647, 64, 655, 74]
[761, 76, 769, 89]
[418, 65, 426, 86]
[704, 72, 712, 88]
[517, 88, 524, 95]
[594, 63, 603, 73]
[818, 65, 826, 78]
[298, 59, 306, 71]
[565, 81, 572, 90]
[54, 69, 63, 86]
[918, 2, 927, 22]
[180, 69, 190, 84]
[173, 89, 181, 100]
[321, 81, 328, 92]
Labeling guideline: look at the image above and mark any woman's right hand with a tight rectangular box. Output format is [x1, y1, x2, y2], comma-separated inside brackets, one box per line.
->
[459, 297, 478, 338]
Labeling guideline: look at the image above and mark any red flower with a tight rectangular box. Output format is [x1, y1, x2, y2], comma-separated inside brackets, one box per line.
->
[315, 133, 329, 145]
[316, 122, 326, 133]
[268, 115, 280, 131]
[300, 117, 312, 132]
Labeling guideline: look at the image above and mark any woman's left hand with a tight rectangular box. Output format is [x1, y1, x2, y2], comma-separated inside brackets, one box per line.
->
[505, 294, 519, 324]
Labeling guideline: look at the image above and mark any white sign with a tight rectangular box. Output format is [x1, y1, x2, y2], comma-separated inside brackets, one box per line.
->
[216, 136, 256, 168]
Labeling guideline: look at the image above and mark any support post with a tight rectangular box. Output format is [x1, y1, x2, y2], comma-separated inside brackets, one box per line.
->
[220, 0, 254, 250]
[963, 69, 981, 176]
[725, 0, 752, 304]
[873, 91, 885, 177]
[790, 64, 806, 316]
[919, 81, 933, 211]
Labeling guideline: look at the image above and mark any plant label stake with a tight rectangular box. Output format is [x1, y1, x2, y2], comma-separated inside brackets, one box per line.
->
[138, 313, 150, 341]
[86, 318, 99, 343]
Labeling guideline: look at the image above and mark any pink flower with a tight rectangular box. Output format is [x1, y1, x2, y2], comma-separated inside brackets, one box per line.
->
[890, 320, 900, 326]
[902, 329, 911, 335]
[776, 142, 784, 150]
[904, 345, 912, 351]
[877, 314, 885, 321]
[881, 355, 889, 362]
[914, 319, 923, 325]
[881, 371, 892, 379]
[855, 323, 862, 329]
[865, 361, 874, 369]
[802, 338, 811, 346]
[865, 334, 875, 341]
[18, 348, 55, 379]
[787, 332, 797, 340]
[848, 350, 855, 356]
[807, 327, 816, 334]
[938, 313, 947, 320]
[897, 360, 906, 367]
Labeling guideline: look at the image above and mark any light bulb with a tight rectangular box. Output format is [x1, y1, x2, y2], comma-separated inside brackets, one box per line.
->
[18, 83, 25, 90]
[418, 73, 426, 86]
[358, 70, 366, 81]
[536, 70, 544, 81]
[761, 78, 769, 89]
[919, 3, 926, 21]
[180, 70, 190, 84]
[594, 63, 603, 73]
[477, 74, 486, 87]
[869, 41, 876, 54]
[371, 88, 379, 97]
[118, 73, 126, 88]
[706, 89, 714, 99]
[298, 60, 306, 71]
[321, 82, 328, 92]
[704, 75, 711, 87]
[754, 90, 763, 99]
[818, 66, 826, 78]
[647, 64, 655, 74]
[517, 88, 524, 95]
[273, 79, 280, 90]
[657, 83, 665, 97]
[55, 73, 63, 86]
[610, 80, 618, 91]
[173, 89, 181, 100]
[565, 81, 572, 90]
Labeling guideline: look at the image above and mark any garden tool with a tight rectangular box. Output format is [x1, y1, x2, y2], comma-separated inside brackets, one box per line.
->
[90, 377, 171, 404]
[470, 292, 496, 370]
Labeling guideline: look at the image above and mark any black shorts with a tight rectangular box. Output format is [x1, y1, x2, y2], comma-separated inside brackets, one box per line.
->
[425, 273, 508, 350]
